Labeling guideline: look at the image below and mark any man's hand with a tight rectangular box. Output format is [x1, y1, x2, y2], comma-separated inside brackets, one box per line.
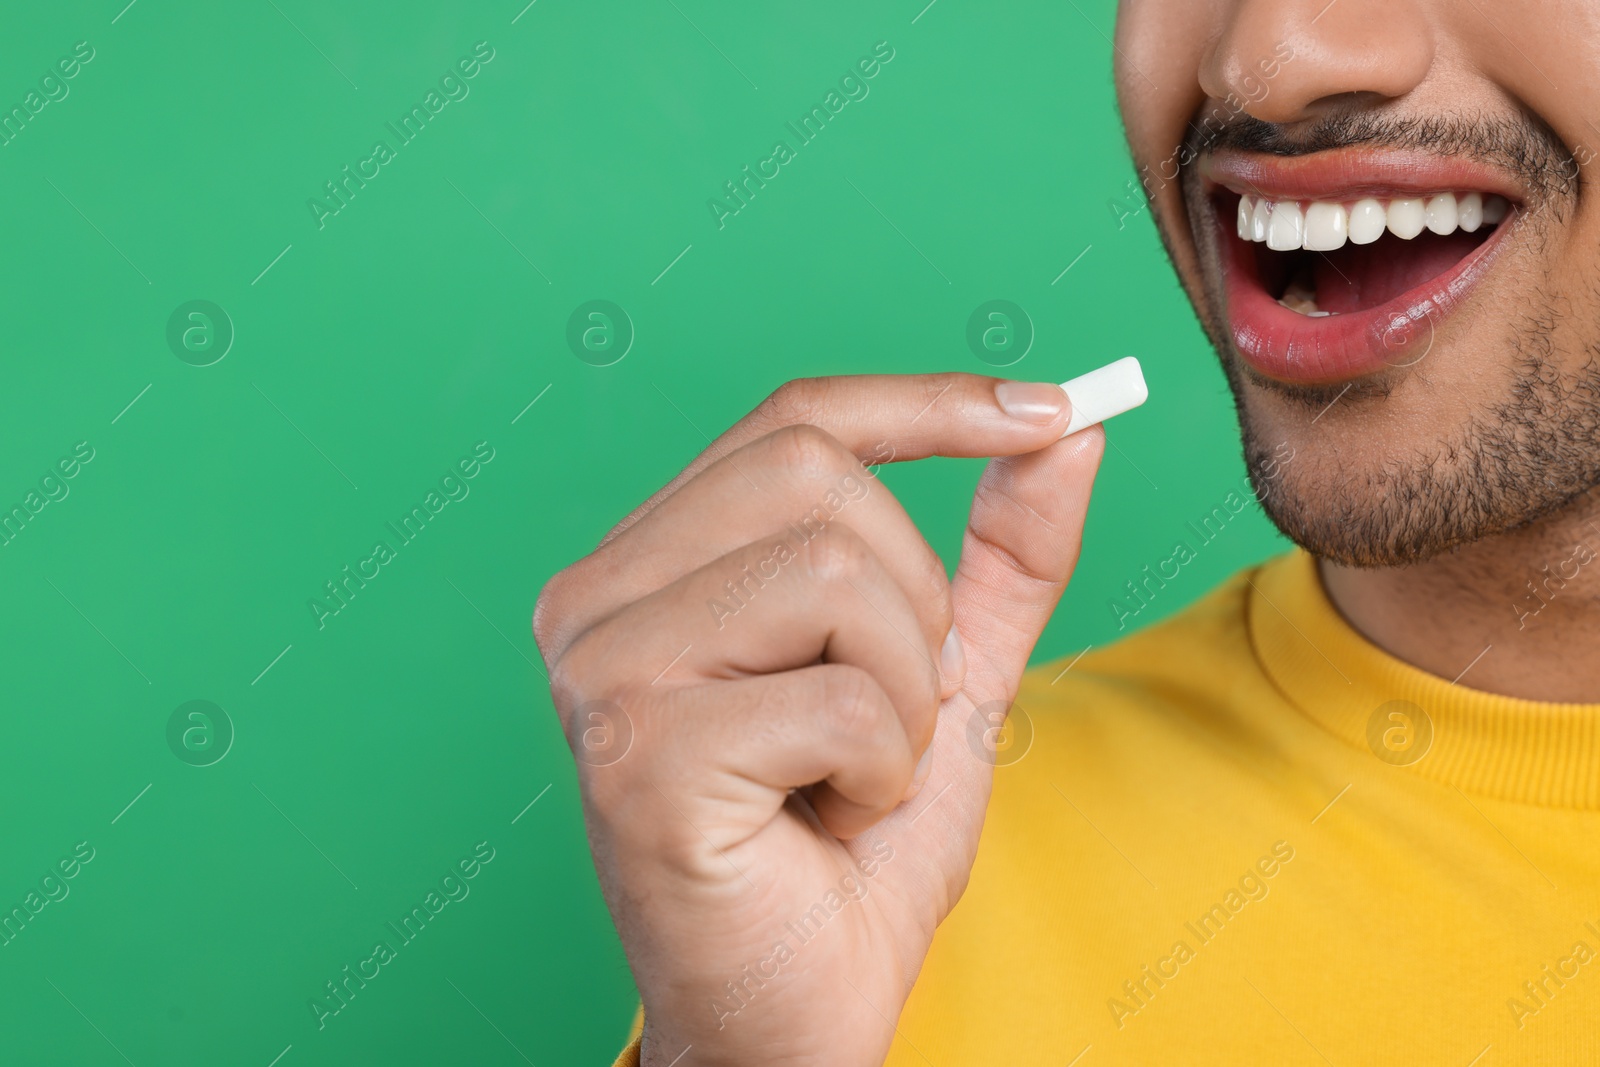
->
[533, 374, 1104, 1066]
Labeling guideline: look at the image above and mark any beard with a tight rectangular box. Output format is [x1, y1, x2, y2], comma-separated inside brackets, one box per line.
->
[1171, 110, 1600, 568]
[1232, 331, 1600, 568]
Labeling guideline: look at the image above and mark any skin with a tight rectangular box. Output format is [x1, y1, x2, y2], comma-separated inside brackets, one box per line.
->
[537, 377, 1103, 1065]
[538, 2, 1600, 1064]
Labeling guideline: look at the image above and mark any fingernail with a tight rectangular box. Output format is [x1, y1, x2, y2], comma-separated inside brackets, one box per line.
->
[906, 745, 935, 801]
[994, 381, 1069, 425]
[940, 625, 966, 685]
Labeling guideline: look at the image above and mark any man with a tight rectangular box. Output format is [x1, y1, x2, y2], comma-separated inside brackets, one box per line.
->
[535, 1, 1600, 1062]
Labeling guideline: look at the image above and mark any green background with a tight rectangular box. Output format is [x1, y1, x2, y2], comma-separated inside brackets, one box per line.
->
[0, 1, 1287, 1063]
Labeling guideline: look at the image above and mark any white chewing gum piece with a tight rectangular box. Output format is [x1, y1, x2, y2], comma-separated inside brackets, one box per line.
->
[1060, 357, 1149, 437]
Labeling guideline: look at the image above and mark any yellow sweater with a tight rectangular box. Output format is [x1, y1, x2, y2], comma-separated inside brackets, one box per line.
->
[615, 551, 1600, 1064]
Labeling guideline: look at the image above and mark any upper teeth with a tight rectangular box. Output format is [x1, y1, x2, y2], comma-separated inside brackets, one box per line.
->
[1236, 192, 1509, 251]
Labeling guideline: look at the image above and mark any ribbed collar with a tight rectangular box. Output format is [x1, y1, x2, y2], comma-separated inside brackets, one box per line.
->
[1249, 550, 1600, 808]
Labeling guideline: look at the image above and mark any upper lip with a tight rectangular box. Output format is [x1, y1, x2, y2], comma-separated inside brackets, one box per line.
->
[1200, 147, 1528, 205]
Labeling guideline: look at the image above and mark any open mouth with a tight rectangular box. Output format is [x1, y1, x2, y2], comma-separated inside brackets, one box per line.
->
[1238, 191, 1507, 316]
[1202, 153, 1523, 383]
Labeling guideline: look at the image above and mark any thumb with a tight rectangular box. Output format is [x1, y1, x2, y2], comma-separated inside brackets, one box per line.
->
[867, 425, 1105, 919]
[950, 425, 1106, 711]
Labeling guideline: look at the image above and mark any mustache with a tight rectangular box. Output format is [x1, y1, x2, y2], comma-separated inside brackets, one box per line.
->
[1183, 110, 1578, 206]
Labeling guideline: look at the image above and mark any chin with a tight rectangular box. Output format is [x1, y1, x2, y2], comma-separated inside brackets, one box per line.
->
[1229, 344, 1600, 569]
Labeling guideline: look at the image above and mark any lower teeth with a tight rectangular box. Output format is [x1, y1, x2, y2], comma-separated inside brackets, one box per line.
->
[1277, 277, 1336, 317]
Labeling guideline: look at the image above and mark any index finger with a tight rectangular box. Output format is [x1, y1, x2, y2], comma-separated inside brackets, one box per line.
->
[606, 372, 1076, 544]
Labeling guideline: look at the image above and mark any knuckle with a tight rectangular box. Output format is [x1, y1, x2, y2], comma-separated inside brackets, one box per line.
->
[758, 377, 830, 429]
[544, 645, 587, 724]
[767, 423, 851, 485]
[816, 665, 890, 744]
[913, 372, 970, 414]
[803, 523, 872, 584]
[968, 482, 1071, 588]
[545, 624, 617, 721]
[531, 566, 574, 659]
[552, 666, 644, 805]
[967, 526, 1066, 592]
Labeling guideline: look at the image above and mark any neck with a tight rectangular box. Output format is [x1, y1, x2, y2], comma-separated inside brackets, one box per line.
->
[1320, 490, 1600, 702]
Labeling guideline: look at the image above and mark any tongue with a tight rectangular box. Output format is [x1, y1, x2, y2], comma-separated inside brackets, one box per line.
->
[1312, 231, 1485, 314]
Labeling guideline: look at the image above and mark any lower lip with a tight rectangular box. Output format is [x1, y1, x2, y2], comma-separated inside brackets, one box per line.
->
[1217, 200, 1514, 383]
